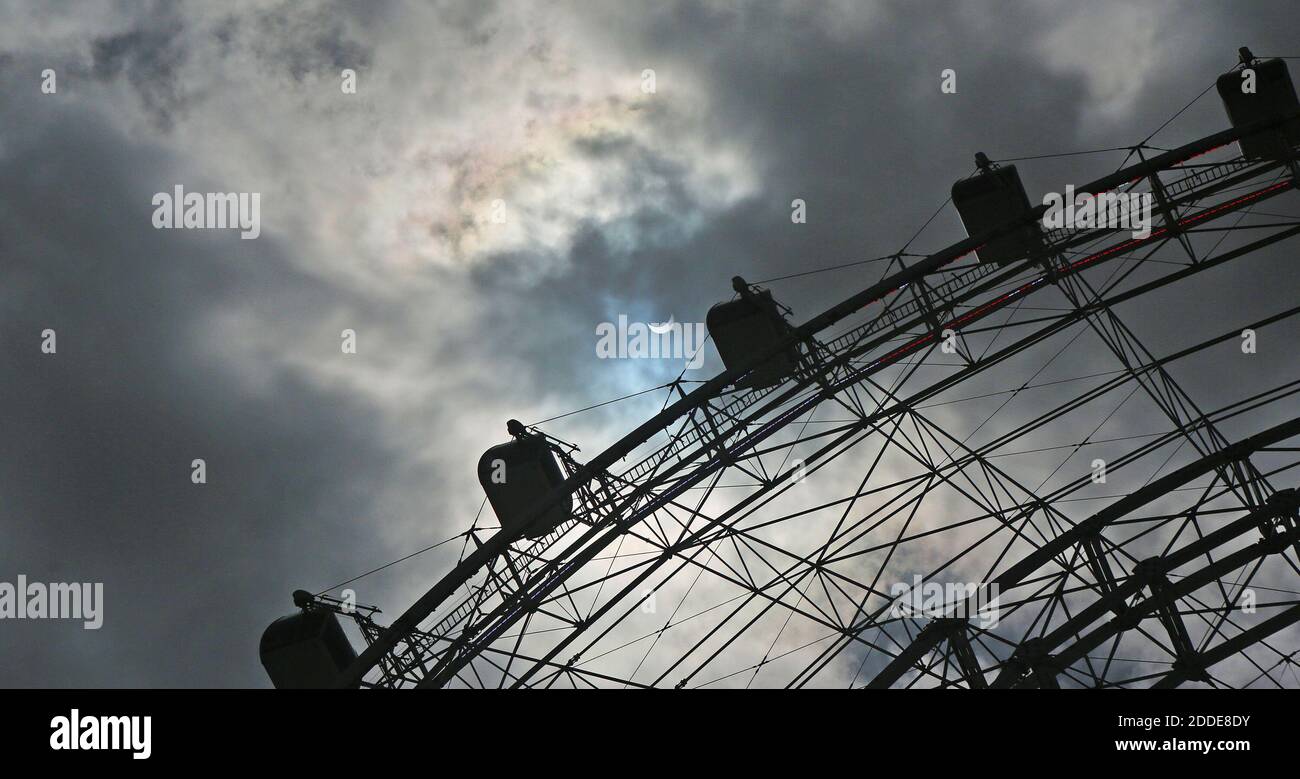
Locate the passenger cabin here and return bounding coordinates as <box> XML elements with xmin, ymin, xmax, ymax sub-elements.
<box><xmin>1216</xmin><ymin>49</ymin><xmax>1300</xmax><ymax>160</ymax></box>
<box><xmin>478</xmin><ymin>420</ymin><xmax>572</xmax><ymax>540</ymax></box>
<box><xmin>707</xmin><ymin>277</ymin><xmax>800</xmax><ymax>389</ymax></box>
<box><xmin>951</xmin><ymin>153</ymin><xmax>1045</xmax><ymax>265</ymax></box>
<box><xmin>260</xmin><ymin>596</ymin><xmax>358</xmax><ymax>689</ymax></box>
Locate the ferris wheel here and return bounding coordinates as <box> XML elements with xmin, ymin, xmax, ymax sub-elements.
<box><xmin>262</xmin><ymin>47</ymin><xmax>1300</xmax><ymax>689</ymax></box>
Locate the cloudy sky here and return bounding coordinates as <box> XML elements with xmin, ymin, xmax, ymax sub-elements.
<box><xmin>2</xmin><ymin>0</ymin><xmax>1298</xmax><ymax>687</ymax></box>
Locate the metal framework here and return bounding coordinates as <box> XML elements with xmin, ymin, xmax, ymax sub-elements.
<box><xmin>305</xmin><ymin>74</ymin><xmax>1300</xmax><ymax>689</ymax></box>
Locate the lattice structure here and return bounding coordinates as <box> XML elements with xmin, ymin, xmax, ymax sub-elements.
<box><xmin>304</xmin><ymin>64</ymin><xmax>1300</xmax><ymax>690</ymax></box>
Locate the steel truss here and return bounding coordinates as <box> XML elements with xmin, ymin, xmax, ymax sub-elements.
<box><xmin>314</xmin><ymin>106</ymin><xmax>1300</xmax><ymax>689</ymax></box>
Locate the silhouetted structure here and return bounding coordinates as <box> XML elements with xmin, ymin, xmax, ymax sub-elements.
<box><xmin>706</xmin><ymin>277</ymin><xmax>800</xmax><ymax>389</ymax></box>
<box><xmin>952</xmin><ymin>153</ymin><xmax>1045</xmax><ymax>265</ymax></box>
<box><xmin>268</xmin><ymin>47</ymin><xmax>1300</xmax><ymax>690</ymax></box>
<box><xmin>478</xmin><ymin>420</ymin><xmax>572</xmax><ymax>540</ymax></box>
<box><xmin>1217</xmin><ymin>48</ymin><xmax>1300</xmax><ymax>159</ymax></box>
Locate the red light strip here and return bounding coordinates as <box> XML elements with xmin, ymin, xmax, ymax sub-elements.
<box><xmin>863</xmin><ymin>178</ymin><xmax>1294</xmax><ymax>370</ymax></box>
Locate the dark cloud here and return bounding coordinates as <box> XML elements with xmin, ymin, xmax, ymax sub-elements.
<box><xmin>242</xmin><ymin>2</ymin><xmax>375</xmax><ymax>82</ymax></box>
<box><xmin>91</xmin><ymin>18</ymin><xmax>188</xmax><ymax>126</ymax></box>
<box><xmin>0</xmin><ymin>78</ymin><xmax>407</xmax><ymax>687</ymax></box>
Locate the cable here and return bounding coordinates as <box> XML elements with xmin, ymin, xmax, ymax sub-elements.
<box><xmin>751</xmin><ymin>253</ymin><xmax>909</xmax><ymax>285</ymax></box>
<box><xmin>1109</xmin><ymin>80</ymin><xmax>1218</xmax><ymax>175</ymax></box>
<box><xmin>317</xmin><ymin>530</ymin><xmax>473</xmax><ymax>595</ymax></box>
<box><xmin>899</xmin><ymin>194</ymin><xmax>955</xmax><ymax>255</ymax></box>
<box><xmin>991</xmin><ymin>146</ymin><xmax>1137</xmax><ymax>163</ymax></box>
<box><xmin>1141</xmin><ymin>81</ymin><xmax>1216</xmax><ymax>146</ymax></box>
<box><xmin>527</xmin><ymin>381</ymin><xmax>676</xmax><ymax>426</ymax></box>
<box><xmin>753</xmin><ymin>166</ymin><xmax>965</xmax><ymax>287</ymax></box>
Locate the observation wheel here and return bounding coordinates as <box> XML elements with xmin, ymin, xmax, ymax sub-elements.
<box><xmin>269</xmin><ymin>49</ymin><xmax>1300</xmax><ymax>690</ymax></box>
